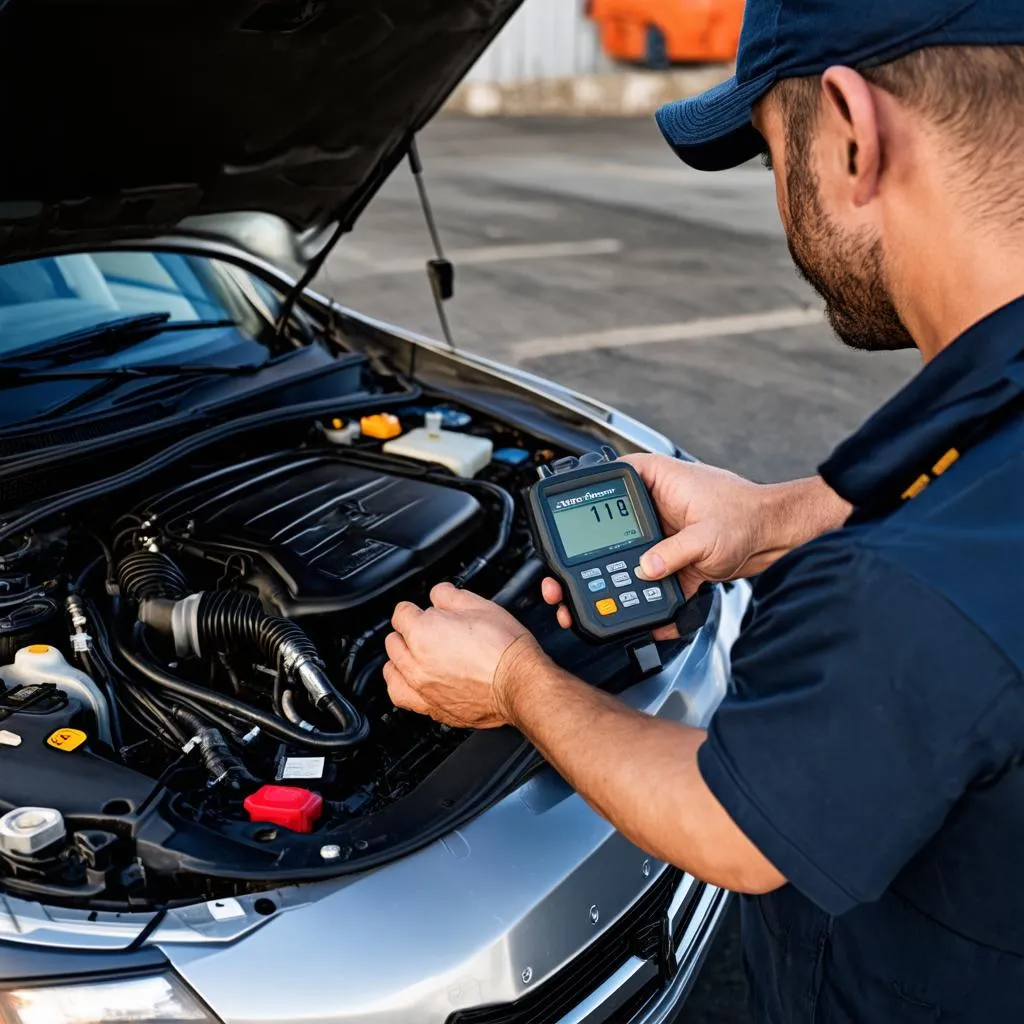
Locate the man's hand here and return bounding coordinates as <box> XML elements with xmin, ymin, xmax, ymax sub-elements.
<box><xmin>385</xmin><ymin>585</ymin><xmax>782</xmax><ymax>897</ymax></box>
<box><xmin>387</xmin><ymin>581</ymin><xmax>785</xmax><ymax>895</ymax></box>
<box><xmin>385</xmin><ymin>583</ymin><xmax>543</xmax><ymax>729</ymax></box>
<box><xmin>543</xmin><ymin>456</ymin><xmax>851</xmax><ymax>637</ymax></box>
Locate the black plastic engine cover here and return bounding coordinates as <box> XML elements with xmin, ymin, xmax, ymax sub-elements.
<box><xmin>143</xmin><ymin>453</ymin><xmax>484</xmax><ymax>616</ymax></box>
<box><xmin>0</xmin><ymin>696</ymin><xmax>154</xmax><ymax>818</ymax></box>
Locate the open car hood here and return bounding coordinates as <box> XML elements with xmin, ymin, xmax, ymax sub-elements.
<box><xmin>0</xmin><ymin>0</ymin><xmax>522</xmax><ymax>263</ymax></box>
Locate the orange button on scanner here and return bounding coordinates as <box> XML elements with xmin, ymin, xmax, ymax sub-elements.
<box><xmin>596</xmin><ymin>598</ymin><xmax>618</xmax><ymax>617</ymax></box>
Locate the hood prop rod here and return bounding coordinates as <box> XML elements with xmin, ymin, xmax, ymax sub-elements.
<box><xmin>409</xmin><ymin>137</ymin><xmax>457</xmax><ymax>352</ymax></box>
<box><xmin>274</xmin><ymin>219</ymin><xmax>347</xmax><ymax>341</ymax></box>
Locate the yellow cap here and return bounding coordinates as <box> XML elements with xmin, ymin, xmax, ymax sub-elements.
<box><xmin>361</xmin><ymin>413</ymin><xmax>402</xmax><ymax>440</ymax></box>
<box><xmin>27</xmin><ymin>644</ymin><xmax>50</xmax><ymax>654</ymax></box>
<box><xmin>47</xmin><ymin>727</ymin><xmax>87</xmax><ymax>752</ymax></box>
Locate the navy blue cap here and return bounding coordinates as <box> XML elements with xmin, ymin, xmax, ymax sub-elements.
<box><xmin>657</xmin><ymin>0</ymin><xmax>1024</xmax><ymax>171</ymax></box>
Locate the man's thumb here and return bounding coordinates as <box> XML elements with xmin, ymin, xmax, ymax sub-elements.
<box><xmin>637</xmin><ymin>529</ymin><xmax>706</xmax><ymax>582</ymax></box>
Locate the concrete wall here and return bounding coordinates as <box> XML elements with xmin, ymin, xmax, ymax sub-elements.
<box><xmin>450</xmin><ymin>0</ymin><xmax>733</xmax><ymax>117</ymax></box>
<box><xmin>466</xmin><ymin>0</ymin><xmax>611</xmax><ymax>83</ymax></box>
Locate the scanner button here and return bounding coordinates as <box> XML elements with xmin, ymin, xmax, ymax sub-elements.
<box><xmin>611</xmin><ymin>572</ymin><xmax>632</xmax><ymax>588</ymax></box>
<box><xmin>621</xmin><ymin>591</ymin><xmax>640</xmax><ymax>608</ymax></box>
<box><xmin>588</xmin><ymin>578</ymin><xmax>608</xmax><ymax>593</ymax></box>
<box><xmin>643</xmin><ymin>586</ymin><xmax>664</xmax><ymax>602</ymax></box>
<box><xmin>581</xmin><ymin>568</ymin><xmax>603</xmax><ymax>580</ymax></box>
<box><xmin>596</xmin><ymin>598</ymin><xmax>618</xmax><ymax>617</ymax></box>
<box><xmin>606</xmin><ymin>561</ymin><xmax>627</xmax><ymax>573</ymax></box>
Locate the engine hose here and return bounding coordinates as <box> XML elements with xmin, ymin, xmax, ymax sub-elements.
<box><xmin>168</xmin><ymin>706</ymin><xmax>257</xmax><ymax>791</ymax></box>
<box><xmin>117</xmin><ymin>551</ymin><xmax>189</xmax><ymax>603</ymax></box>
<box><xmin>281</xmin><ymin>690</ymin><xmax>316</xmax><ymax>731</ymax></box>
<box><xmin>70</xmin><ymin>592</ymin><xmax>180</xmax><ymax>752</ymax></box>
<box><xmin>121</xmin><ymin>679</ymin><xmax>188</xmax><ymax>751</ymax></box>
<box><xmin>492</xmin><ymin>554</ymin><xmax>546</xmax><ymax>609</ymax></box>
<box><xmin>342</xmin><ymin>618</ymin><xmax>390</xmax><ymax>688</ymax></box>
<box><xmin>351</xmin><ymin>652</ymin><xmax>388</xmax><ymax>702</ymax></box>
<box><xmin>447</xmin><ymin>476</ymin><xmax>514</xmax><ymax>588</ymax></box>
<box><xmin>118</xmin><ymin>626</ymin><xmax>370</xmax><ymax>750</ymax></box>
<box><xmin>167</xmin><ymin>694</ymin><xmax>250</xmax><ymax>744</ymax></box>
<box><xmin>139</xmin><ymin>589</ymin><xmax>366</xmax><ymax>739</ymax></box>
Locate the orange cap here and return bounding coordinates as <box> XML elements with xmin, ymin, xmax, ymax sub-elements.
<box><xmin>361</xmin><ymin>413</ymin><xmax>402</xmax><ymax>440</ymax></box>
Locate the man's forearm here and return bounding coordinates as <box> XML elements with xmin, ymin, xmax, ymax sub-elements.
<box><xmin>752</xmin><ymin>476</ymin><xmax>851</xmax><ymax>574</ymax></box>
<box><xmin>498</xmin><ymin>641</ymin><xmax>786</xmax><ymax>894</ymax></box>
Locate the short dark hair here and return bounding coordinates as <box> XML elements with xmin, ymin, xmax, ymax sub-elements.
<box><xmin>772</xmin><ymin>45</ymin><xmax>1024</xmax><ymax>221</ymax></box>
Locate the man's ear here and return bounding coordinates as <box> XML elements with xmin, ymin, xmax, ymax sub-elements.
<box><xmin>820</xmin><ymin>66</ymin><xmax>882</xmax><ymax>207</ymax></box>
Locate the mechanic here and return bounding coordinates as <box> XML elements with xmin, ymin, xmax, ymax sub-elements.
<box><xmin>384</xmin><ymin>0</ymin><xmax>1024</xmax><ymax>1019</ymax></box>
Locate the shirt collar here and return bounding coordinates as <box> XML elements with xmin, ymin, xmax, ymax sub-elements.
<box><xmin>820</xmin><ymin>294</ymin><xmax>1024</xmax><ymax>510</ymax></box>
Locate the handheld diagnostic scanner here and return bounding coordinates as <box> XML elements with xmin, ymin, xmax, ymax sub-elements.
<box><xmin>527</xmin><ymin>448</ymin><xmax>685</xmax><ymax>642</ymax></box>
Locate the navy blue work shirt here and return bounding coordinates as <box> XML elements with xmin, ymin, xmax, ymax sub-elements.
<box><xmin>701</xmin><ymin>296</ymin><xmax>1024</xmax><ymax>1023</ymax></box>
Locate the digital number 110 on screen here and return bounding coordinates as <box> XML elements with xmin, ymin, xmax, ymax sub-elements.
<box><xmin>592</xmin><ymin>499</ymin><xmax>631</xmax><ymax>523</ymax></box>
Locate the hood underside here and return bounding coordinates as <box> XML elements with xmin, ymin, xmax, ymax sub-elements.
<box><xmin>0</xmin><ymin>0</ymin><xmax>522</xmax><ymax>263</ymax></box>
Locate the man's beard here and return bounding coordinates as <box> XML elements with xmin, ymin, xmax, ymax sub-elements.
<box><xmin>785</xmin><ymin>145</ymin><xmax>916</xmax><ymax>352</ymax></box>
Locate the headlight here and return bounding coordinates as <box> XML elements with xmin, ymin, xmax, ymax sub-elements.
<box><xmin>0</xmin><ymin>972</ymin><xmax>216</xmax><ymax>1024</ymax></box>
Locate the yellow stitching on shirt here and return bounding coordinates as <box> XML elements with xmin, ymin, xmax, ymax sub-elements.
<box><xmin>933</xmin><ymin>448</ymin><xmax>960</xmax><ymax>476</ymax></box>
<box><xmin>902</xmin><ymin>474</ymin><xmax>931</xmax><ymax>500</ymax></box>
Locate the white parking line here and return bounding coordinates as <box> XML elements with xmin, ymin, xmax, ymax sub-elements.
<box><xmin>510</xmin><ymin>307</ymin><xmax>825</xmax><ymax>361</ymax></box>
<box><xmin>342</xmin><ymin>238</ymin><xmax>624</xmax><ymax>276</ymax></box>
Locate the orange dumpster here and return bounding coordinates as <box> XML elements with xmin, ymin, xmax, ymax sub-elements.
<box><xmin>587</xmin><ymin>0</ymin><xmax>743</xmax><ymax>67</ymax></box>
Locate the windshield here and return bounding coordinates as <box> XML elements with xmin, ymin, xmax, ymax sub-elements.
<box><xmin>0</xmin><ymin>250</ymin><xmax>288</xmax><ymax>360</ymax></box>
<box><xmin>0</xmin><ymin>250</ymin><xmax>319</xmax><ymax>431</ymax></box>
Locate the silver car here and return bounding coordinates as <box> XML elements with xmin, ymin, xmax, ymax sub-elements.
<box><xmin>0</xmin><ymin>2</ymin><xmax>746</xmax><ymax>1022</ymax></box>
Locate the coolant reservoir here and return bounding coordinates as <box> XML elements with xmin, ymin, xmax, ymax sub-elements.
<box><xmin>383</xmin><ymin>412</ymin><xmax>493</xmax><ymax>478</ymax></box>
<box><xmin>0</xmin><ymin>646</ymin><xmax>112</xmax><ymax>747</ymax></box>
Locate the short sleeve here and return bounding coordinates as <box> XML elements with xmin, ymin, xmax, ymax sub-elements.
<box><xmin>699</xmin><ymin>536</ymin><xmax>1020</xmax><ymax>915</ymax></box>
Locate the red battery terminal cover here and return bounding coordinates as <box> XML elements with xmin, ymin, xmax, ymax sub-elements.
<box><xmin>244</xmin><ymin>785</ymin><xmax>323</xmax><ymax>833</ymax></box>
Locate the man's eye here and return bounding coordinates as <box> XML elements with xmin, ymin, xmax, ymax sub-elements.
<box><xmin>760</xmin><ymin>149</ymin><xmax>774</xmax><ymax>171</ymax></box>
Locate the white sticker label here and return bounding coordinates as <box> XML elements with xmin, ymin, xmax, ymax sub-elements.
<box><xmin>280</xmin><ymin>756</ymin><xmax>326</xmax><ymax>780</ymax></box>
<box><xmin>209</xmin><ymin>898</ymin><xmax>245</xmax><ymax>921</ymax></box>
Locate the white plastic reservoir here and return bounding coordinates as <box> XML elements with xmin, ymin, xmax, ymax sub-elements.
<box><xmin>0</xmin><ymin>645</ymin><xmax>112</xmax><ymax>747</ymax></box>
<box><xmin>383</xmin><ymin>412</ymin><xmax>493</xmax><ymax>478</ymax></box>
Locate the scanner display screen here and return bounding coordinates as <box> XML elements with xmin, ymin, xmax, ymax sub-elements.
<box><xmin>548</xmin><ymin>477</ymin><xmax>644</xmax><ymax>560</ymax></box>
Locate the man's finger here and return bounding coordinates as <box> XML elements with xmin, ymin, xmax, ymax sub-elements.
<box><xmin>653</xmin><ymin>623</ymin><xmax>682</xmax><ymax>641</ymax></box>
<box><xmin>541</xmin><ymin>577</ymin><xmax>563</xmax><ymax>606</ymax></box>
<box><xmin>637</xmin><ymin>526</ymin><xmax>710</xmax><ymax>582</ymax></box>
<box><xmin>392</xmin><ymin>600</ymin><xmax>425</xmax><ymax>635</ymax></box>
<box><xmin>619</xmin><ymin>452</ymin><xmax>662</xmax><ymax>488</ymax></box>
<box><xmin>430</xmin><ymin>581</ymin><xmax>482</xmax><ymax>610</ymax></box>
<box><xmin>556</xmin><ymin>604</ymin><xmax>573</xmax><ymax>630</ymax></box>
<box><xmin>384</xmin><ymin>630</ymin><xmax>416</xmax><ymax>675</ymax></box>
<box><xmin>383</xmin><ymin>661</ymin><xmax>432</xmax><ymax>716</ymax></box>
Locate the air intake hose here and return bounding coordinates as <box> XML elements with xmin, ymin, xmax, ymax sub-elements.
<box><xmin>117</xmin><ymin>551</ymin><xmax>189</xmax><ymax>603</ymax></box>
<box><xmin>138</xmin><ymin>590</ymin><xmax>366</xmax><ymax>740</ymax></box>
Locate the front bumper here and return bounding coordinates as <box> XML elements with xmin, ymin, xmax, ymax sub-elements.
<box><xmin>0</xmin><ymin>583</ymin><xmax>747</xmax><ymax>1024</ymax></box>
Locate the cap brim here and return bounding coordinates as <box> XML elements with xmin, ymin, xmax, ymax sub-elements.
<box><xmin>656</xmin><ymin>72</ymin><xmax>774</xmax><ymax>171</ymax></box>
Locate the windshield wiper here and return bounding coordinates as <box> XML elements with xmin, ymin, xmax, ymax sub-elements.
<box><xmin>3</xmin><ymin>314</ymin><xmax>240</xmax><ymax>368</ymax></box>
<box><xmin>1</xmin><ymin>362</ymin><xmax>266</xmax><ymax>384</ymax></box>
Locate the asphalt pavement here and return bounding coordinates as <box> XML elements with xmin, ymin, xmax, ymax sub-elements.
<box><xmin>320</xmin><ymin>116</ymin><xmax>918</xmax><ymax>483</ymax></box>
<box><xmin>319</xmin><ymin>115</ymin><xmax>920</xmax><ymax>1022</ymax></box>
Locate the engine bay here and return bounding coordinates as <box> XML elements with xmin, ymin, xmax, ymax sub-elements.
<box><xmin>0</xmin><ymin>404</ymin><xmax>593</xmax><ymax>909</ymax></box>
